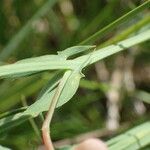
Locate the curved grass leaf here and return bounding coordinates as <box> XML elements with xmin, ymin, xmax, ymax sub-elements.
<box><xmin>107</xmin><ymin>122</ymin><xmax>150</xmax><ymax>150</ymax></box>
<box><xmin>0</xmin><ymin>145</ymin><xmax>11</xmax><ymax>150</ymax></box>
<box><xmin>0</xmin><ymin>0</ymin><xmax>58</xmax><ymax>61</ymax></box>
<box><xmin>80</xmin><ymin>0</ymin><xmax>150</xmax><ymax>44</ymax></box>
<box><xmin>8</xmin><ymin>55</ymin><xmax>66</xmax><ymax>78</ymax></box>
<box><xmin>57</xmin><ymin>122</ymin><xmax>150</xmax><ymax>150</ymax></box>
<box><xmin>56</xmin><ymin>70</ymin><xmax>82</xmax><ymax>107</ymax></box>
<box><xmin>17</xmin><ymin>54</ymin><xmax>92</xmax><ymax>116</ymax></box>
<box><xmin>58</xmin><ymin>45</ymin><xmax>95</xmax><ymax>58</ymax></box>
<box><xmin>135</xmin><ymin>90</ymin><xmax>150</xmax><ymax>104</ymax></box>
<box><xmin>0</xmin><ymin>112</ymin><xmax>30</xmax><ymax>134</ymax></box>
<box><xmin>24</xmin><ymin>71</ymin><xmax>64</xmax><ymax>117</ymax></box>
<box><xmin>3</xmin><ymin>45</ymin><xmax>95</xmax><ymax>78</ymax></box>
<box><xmin>0</xmin><ymin>46</ymin><xmax>95</xmax><ymax>78</ymax></box>
<box><xmin>80</xmin><ymin>0</ymin><xmax>119</xmax><ymax>38</ymax></box>
<box><xmin>100</xmin><ymin>14</ymin><xmax>150</xmax><ymax>48</ymax></box>
<box><xmin>0</xmin><ymin>70</ymin><xmax>77</xmax><ymax>132</ymax></box>
<box><xmin>0</xmin><ymin>72</ymin><xmax>63</xmax><ymax>133</ymax></box>
<box><xmin>16</xmin><ymin>55</ymin><xmax>65</xmax><ymax>64</ymax></box>
<box><xmin>76</xmin><ymin>30</ymin><xmax>150</xmax><ymax>65</ymax></box>
<box><xmin>56</xmin><ymin>52</ymin><xmax>93</xmax><ymax>107</ymax></box>
<box><xmin>0</xmin><ymin>76</ymin><xmax>46</xmax><ymax>112</ymax></box>
<box><xmin>0</xmin><ymin>107</ymin><xmax>26</xmax><ymax>119</ymax></box>
<box><xmin>0</xmin><ymin>60</ymin><xmax>77</xmax><ymax>78</ymax></box>
<box><xmin>0</xmin><ymin>30</ymin><xmax>150</xmax><ymax>132</ymax></box>
<box><xmin>0</xmin><ymin>55</ymin><xmax>92</xmax><ymax>132</ymax></box>
<box><xmin>0</xmin><ymin>30</ymin><xmax>149</xmax><ymax>78</ymax></box>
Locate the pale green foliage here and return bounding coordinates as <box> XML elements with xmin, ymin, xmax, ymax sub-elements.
<box><xmin>0</xmin><ymin>0</ymin><xmax>58</xmax><ymax>61</ymax></box>
<box><xmin>58</xmin><ymin>122</ymin><xmax>150</xmax><ymax>150</ymax></box>
<box><xmin>107</xmin><ymin>122</ymin><xmax>150</xmax><ymax>150</ymax></box>
<box><xmin>0</xmin><ymin>1</ymin><xmax>150</xmax><ymax>149</ymax></box>
<box><xmin>0</xmin><ymin>30</ymin><xmax>150</xmax><ymax>133</ymax></box>
<box><xmin>135</xmin><ymin>90</ymin><xmax>150</xmax><ymax>104</ymax></box>
<box><xmin>0</xmin><ymin>145</ymin><xmax>11</xmax><ymax>150</ymax></box>
<box><xmin>0</xmin><ymin>30</ymin><xmax>150</xmax><ymax>78</ymax></box>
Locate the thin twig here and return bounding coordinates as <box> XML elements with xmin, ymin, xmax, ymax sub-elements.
<box><xmin>42</xmin><ymin>72</ymin><xmax>70</xmax><ymax>150</ymax></box>
<box><xmin>42</xmin><ymin>86</ymin><xmax>60</xmax><ymax>150</ymax></box>
<box><xmin>21</xmin><ymin>95</ymin><xmax>41</xmax><ymax>141</ymax></box>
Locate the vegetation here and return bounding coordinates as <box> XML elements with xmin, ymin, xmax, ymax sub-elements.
<box><xmin>0</xmin><ymin>0</ymin><xmax>149</xmax><ymax>150</ymax></box>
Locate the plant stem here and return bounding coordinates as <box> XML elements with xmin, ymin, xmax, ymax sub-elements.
<box><xmin>0</xmin><ymin>0</ymin><xmax>57</xmax><ymax>61</ymax></box>
<box><xmin>21</xmin><ymin>95</ymin><xmax>41</xmax><ymax>141</ymax></box>
<box><xmin>0</xmin><ymin>30</ymin><xmax>149</xmax><ymax>78</ymax></box>
<box><xmin>42</xmin><ymin>71</ymin><xmax>71</xmax><ymax>150</ymax></box>
<box><xmin>80</xmin><ymin>0</ymin><xmax>150</xmax><ymax>45</ymax></box>
<box><xmin>42</xmin><ymin>86</ymin><xmax>60</xmax><ymax>150</ymax></box>
<box><xmin>76</xmin><ymin>29</ymin><xmax>150</xmax><ymax>66</ymax></box>
<box><xmin>99</xmin><ymin>15</ymin><xmax>150</xmax><ymax>48</ymax></box>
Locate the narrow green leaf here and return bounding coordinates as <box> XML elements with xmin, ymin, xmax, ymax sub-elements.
<box><xmin>10</xmin><ymin>55</ymin><xmax>66</xmax><ymax>77</ymax></box>
<box><xmin>135</xmin><ymin>90</ymin><xmax>150</xmax><ymax>104</ymax></box>
<box><xmin>0</xmin><ymin>0</ymin><xmax>58</xmax><ymax>61</ymax></box>
<box><xmin>10</xmin><ymin>45</ymin><xmax>95</xmax><ymax>77</ymax></box>
<box><xmin>24</xmin><ymin>71</ymin><xmax>64</xmax><ymax>117</ymax></box>
<box><xmin>0</xmin><ymin>112</ymin><xmax>30</xmax><ymax>133</ymax></box>
<box><xmin>0</xmin><ymin>30</ymin><xmax>149</xmax><ymax>78</ymax></box>
<box><xmin>0</xmin><ymin>30</ymin><xmax>150</xmax><ymax>131</ymax></box>
<box><xmin>56</xmin><ymin>70</ymin><xmax>82</xmax><ymax>107</ymax></box>
<box><xmin>0</xmin><ymin>75</ymin><xmax>46</xmax><ymax>112</ymax></box>
<box><xmin>58</xmin><ymin>45</ymin><xmax>95</xmax><ymax>58</ymax></box>
<box><xmin>0</xmin><ymin>107</ymin><xmax>26</xmax><ymax>119</ymax></box>
<box><xmin>80</xmin><ymin>0</ymin><xmax>119</xmax><ymax>38</ymax></box>
<box><xmin>76</xmin><ymin>30</ymin><xmax>150</xmax><ymax>66</ymax></box>
<box><xmin>16</xmin><ymin>55</ymin><xmax>65</xmax><ymax>63</ymax></box>
<box><xmin>80</xmin><ymin>0</ymin><xmax>150</xmax><ymax>44</ymax></box>
<box><xmin>0</xmin><ymin>72</ymin><xmax>63</xmax><ymax>133</ymax></box>
<box><xmin>57</xmin><ymin>52</ymin><xmax>94</xmax><ymax>107</ymax></box>
<box><xmin>100</xmin><ymin>14</ymin><xmax>150</xmax><ymax>48</ymax></box>
<box><xmin>24</xmin><ymin>54</ymin><xmax>92</xmax><ymax>116</ymax></box>
<box><xmin>0</xmin><ymin>55</ymin><xmax>93</xmax><ymax>131</ymax></box>
<box><xmin>0</xmin><ymin>145</ymin><xmax>11</xmax><ymax>150</ymax></box>
<box><xmin>0</xmin><ymin>60</ymin><xmax>77</xmax><ymax>78</ymax></box>
<box><xmin>107</xmin><ymin>122</ymin><xmax>150</xmax><ymax>150</ymax></box>
<box><xmin>55</xmin><ymin>122</ymin><xmax>150</xmax><ymax>150</ymax></box>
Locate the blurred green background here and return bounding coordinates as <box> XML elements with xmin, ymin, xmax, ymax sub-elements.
<box><xmin>0</xmin><ymin>0</ymin><xmax>149</xmax><ymax>149</ymax></box>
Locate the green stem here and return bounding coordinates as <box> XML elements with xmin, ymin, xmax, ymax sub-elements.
<box><xmin>21</xmin><ymin>96</ymin><xmax>41</xmax><ymax>141</ymax></box>
<box><xmin>80</xmin><ymin>0</ymin><xmax>119</xmax><ymax>38</ymax></box>
<box><xmin>42</xmin><ymin>71</ymin><xmax>71</xmax><ymax>150</ymax></box>
<box><xmin>0</xmin><ymin>30</ymin><xmax>149</xmax><ymax>77</ymax></box>
<box><xmin>99</xmin><ymin>15</ymin><xmax>150</xmax><ymax>48</ymax></box>
<box><xmin>0</xmin><ymin>107</ymin><xmax>27</xmax><ymax>119</ymax></box>
<box><xmin>76</xmin><ymin>29</ymin><xmax>150</xmax><ymax>66</ymax></box>
<box><xmin>80</xmin><ymin>0</ymin><xmax>150</xmax><ymax>45</ymax></box>
<box><xmin>0</xmin><ymin>0</ymin><xmax>57</xmax><ymax>61</ymax></box>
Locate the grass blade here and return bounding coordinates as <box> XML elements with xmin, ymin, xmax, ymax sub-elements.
<box><xmin>76</xmin><ymin>30</ymin><xmax>150</xmax><ymax>66</ymax></box>
<box><xmin>107</xmin><ymin>122</ymin><xmax>150</xmax><ymax>150</ymax></box>
<box><xmin>0</xmin><ymin>145</ymin><xmax>11</xmax><ymax>150</ymax></box>
<box><xmin>80</xmin><ymin>1</ymin><xmax>150</xmax><ymax>44</ymax></box>
<box><xmin>0</xmin><ymin>30</ymin><xmax>150</xmax><ymax>78</ymax></box>
<box><xmin>0</xmin><ymin>0</ymin><xmax>57</xmax><ymax>61</ymax></box>
<box><xmin>58</xmin><ymin>45</ymin><xmax>95</xmax><ymax>58</ymax></box>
